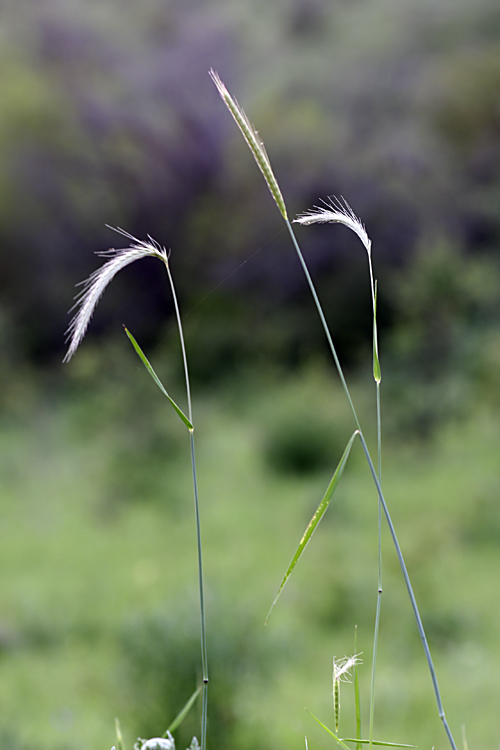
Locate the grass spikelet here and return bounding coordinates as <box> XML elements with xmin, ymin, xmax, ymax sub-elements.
<box><xmin>63</xmin><ymin>228</ymin><xmax>168</xmax><ymax>363</ymax></box>
<box><xmin>294</xmin><ymin>196</ymin><xmax>380</xmax><ymax>384</ymax></box>
<box><xmin>333</xmin><ymin>655</ymin><xmax>362</xmax><ymax>733</ymax></box>
<box><xmin>209</xmin><ymin>69</ymin><xmax>288</xmax><ymax>220</ymax></box>
<box><xmin>294</xmin><ymin>196</ymin><xmax>371</xmax><ymax>255</ymax></box>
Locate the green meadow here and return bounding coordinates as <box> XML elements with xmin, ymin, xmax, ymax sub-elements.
<box><xmin>1</xmin><ymin>1</ymin><xmax>500</xmax><ymax>747</ymax></box>
<box><xmin>1</xmin><ymin>360</ymin><xmax>499</xmax><ymax>750</ymax></box>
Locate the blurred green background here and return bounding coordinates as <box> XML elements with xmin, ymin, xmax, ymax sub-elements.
<box><xmin>1</xmin><ymin>0</ymin><xmax>500</xmax><ymax>748</ymax></box>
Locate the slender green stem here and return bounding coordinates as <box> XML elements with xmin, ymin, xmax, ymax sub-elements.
<box><xmin>165</xmin><ymin>260</ymin><xmax>193</xmax><ymax>426</ymax></box>
<box><xmin>164</xmin><ymin>260</ymin><xmax>208</xmax><ymax>750</ymax></box>
<box><xmin>376</xmin><ymin>385</ymin><xmax>382</xmax><ymax>483</ymax></box>
<box><xmin>369</xmin><ymin>255</ymin><xmax>382</xmax><ymax>750</ymax></box>
<box><xmin>285</xmin><ymin>221</ymin><xmax>361</xmax><ymax>432</ymax></box>
<box><xmin>354</xmin><ymin>626</ymin><xmax>362</xmax><ymax>750</ymax></box>
<box><xmin>190</xmin><ymin>429</ymin><xmax>208</xmax><ymax>750</ymax></box>
<box><xmin>369</xmin><ymin>383</ymin><xmax>382</xmax><ymax>750</ymax></box>
<box><xmin>357</xmin><ymin>433</ymin><xmax>457</xmax><ymax>750</ymax></box>
<box><xmin>285</xmin><ymin>219</ymin><xmax>457</xmax><ymax>750</ymax></box>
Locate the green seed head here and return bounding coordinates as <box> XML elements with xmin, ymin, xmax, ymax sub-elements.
<box><xmin>210</xmin><ymin>69</ymin><xmax>288</xmax><ymax>220</ymax></box>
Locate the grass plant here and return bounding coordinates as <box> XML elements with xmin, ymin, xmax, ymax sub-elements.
<box><xmin>65</xmin><ymin>231</ymin><xmax>208</xmax><ymax>750</ymax></box>
<box><xmin>210</xmin><ymin>70</ymin><xmax>459</xmax><ymax>750</ymax></box>
<box><xmin>3</xmin><ymin>371</ymin><xmax>500</xmax><ymax>747</ymax></box>
<box><xmin>59</xmin><ymin>69</ymin><xmax>480</xmax><ymax>750</ymax></box>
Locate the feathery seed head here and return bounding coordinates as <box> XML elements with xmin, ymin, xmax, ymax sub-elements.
<box><xmin>209</xmin><ymin>69</ymin><xmax>288</xmax><ymax>220</ymax></box>
<box><xmin>63</xmin><ymin>228</ymin><xmax>168</xmax><ymax>363</ymax></box>
<box><xmin>333</xmin><ymin>653</ymin><xmax>362</xmax><ymax>684</ymax></box>
<box><xmin>294</xmin><ymin>197</ymin><xmax>371</xmax><ymax>256</ymax></box>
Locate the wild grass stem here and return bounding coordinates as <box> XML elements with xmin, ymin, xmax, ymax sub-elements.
<box><xmin>211</xmin><ymin>70</ymin><xmax>458</xmax><ymax>749</ymax></box>
<box><xmin>369</xmin><ymin>385</ymin><xmax>382</xmax><ymax>750</ymax></box>
<box><xmin>284</xmin><ymin>220</ymin><xmax>362</xmax><ymax>431</ymax></box>
<box><xmin>357</xmin><ymin>433</ymin><xmax>457</xmax><ymax>750</ymax></box>
<box><xmin>65</xmin><ymin>232</ymin><xmax>208</xmax><ymax>750</ymax></box>
<box><xmin>290</xmin><ymin>215</ymin><xmax>458</xmax><ymax>750</ymax></box>
<box><xmin>163</xmin><ymin>260</ymin><xmax>209</xmax><ymax>750</ymax></box>
<box><xmin>369</xmin><ymin>272</ymin><xmax>383</xmax><ymax>750</ymax></box>
<box><xmin>354</xmin><ymin>627</ymin><xmax>362</xmax><ymax>750</ymax></box>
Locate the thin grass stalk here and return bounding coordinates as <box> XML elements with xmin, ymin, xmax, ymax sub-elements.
<box><xmin>163</xmin><ymin>261</ymin><xmax>208</xmax><ymax>750</ymax></box>
<box><xmin>368</xmin><ymin>390</ymin><xmax>382</xmax><ymax>750</ymax></box>
<box><xmin>190</xmin><ymin>429</ymin><xmax>208</xmax><ymax>750</ymax></box>
<box><xmin>65</xmin><ymin>231</ymin><xmax>209</xmax><ymax>747</ymax></box>
<box><xmin>369</xmin><ymin>269</ymin><xmax>383</xmax><ymax>750</ymax></box>
<box><xmin>164</xmin><ymin>261</ymin><xmax>193</xmax><ymax>425</ymax></box>
<box><xmin>212</xmin><ymin>73</ymin><xmax>457</xmax><ymax>749</ymax></box>
<box><xmin>285</xmin><ymin>220</ymin><xmax>362</xmax><ymax>431</ymax></box>
<box><xmin>357</xmin><ymin>432</ymin><xmax>457</xmax><ymax>750</ymax></box>
<box><xmin>354</xmin><ymin>627</ymin><xmax>362</xmax><ymax>750</ymax></box>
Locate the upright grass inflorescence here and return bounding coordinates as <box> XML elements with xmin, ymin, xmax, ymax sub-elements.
<box><xmin>211</xmin><ymin>70</ymin><xmax>458</xmax><ymax>750</ymax></box>
<box><xmin>65</xmin><ymin>229</ymin><xmax>208</xmax><ymax>750</ymax></box>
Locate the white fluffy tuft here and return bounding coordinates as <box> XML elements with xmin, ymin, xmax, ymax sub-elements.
<box><xmin>63</xmin><ymin>229</ymin><xmax>168</xmax><ymax>363</ymax></box>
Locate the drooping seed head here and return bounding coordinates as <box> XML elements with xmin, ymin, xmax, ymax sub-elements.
<box><xmin>294</xmin><ymin>196</ymin><xmax>371</xmax><ymax>256</ymax></box>
<box><xmin>64</xmin><ymin>228</ymin><xmax>168</xmax><ymax>363</ymax></box>
<box><xmin>209</xmin><ymin>69</ymin><xmax>288</xmax><ymax>220</ymax></box>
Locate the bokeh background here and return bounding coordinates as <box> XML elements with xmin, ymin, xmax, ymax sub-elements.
<box><xmin>1</xmin><ymin>0</ymin><xmax>500</xmax><ymax>748</ymax></box>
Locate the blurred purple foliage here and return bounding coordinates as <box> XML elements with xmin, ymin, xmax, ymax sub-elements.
<box><xmin>0</xmin><ymin>0</ymin><xmax>499</xmax><ymax>377</ymax></box>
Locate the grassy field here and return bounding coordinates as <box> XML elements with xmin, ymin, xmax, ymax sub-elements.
<box><xmin>0</xmin><ymin>363</ymin><xmax>499</xmax><ymax>750</ymax></box>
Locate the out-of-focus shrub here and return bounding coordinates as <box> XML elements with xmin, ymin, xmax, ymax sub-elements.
<box><xmin>120</xmin><ymin>604</ymin><xmax>288</xmax><ymax>750</ymax></box>
<box><xmin>1</xmin><ymin>0</ymin><xmax>499</xmax><ymax>384</ymax></box>
<box><xmin>385</xmin><ymin>239</ymin><xmax>500</xmax><ymax>438</ymax></box>
<box><xmin>256</xmin><ymin>366</ymin><xmax>355</xmax><ymax>474</ymax></box>
<box><xmin>263</xmin><ymin>410</ymin><xmax>344</xmax><ymax>475</ymax></box>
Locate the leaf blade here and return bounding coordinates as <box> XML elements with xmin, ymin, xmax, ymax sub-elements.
<box><xmin>164</xmin><ymin>686</ymin><xmax>202</xmax><ymax>736</ymax></box>
<box><xmin>266</xmin><ymin>430</ymin><xmax>359</xmax><ymax>623</ymax></box>
<box><xmin>305</xmin><ymin>710</ymin><xmax>351</xmax><ymax>750</ymax></box>
<box><xmin>114</xmin><ymin>718</ymin><xmax>125</xmax><ymax>750</ymax></box>
<box><xmin>124</xmin><ymin>327</ymin><xmax>193</xmax><ymax>430</ymax></box>
<box><xmin>306</xmin><ymin>711</ymin><xmax>415</xmax><ymax>749</ymax></box>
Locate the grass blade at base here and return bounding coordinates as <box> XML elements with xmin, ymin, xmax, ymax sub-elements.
<box><xmin>354</xmin><ymin>627</ymin><xmax>361</xmax><ymax>750</ymax></box>
<box><xmin>306</xmin><ymin>710</ymin><xmax>351</xmax><ymax>750</ymax></box>
<box><xmin>165</xmin><ymin>686</ymin><xmax>202</xmax><ymax>735</ymax></box>
<box><xmin>124</xmin><ymin>327</ymin><xmax>193</xmax><ymax>430</ymax></box>
<box><xmin>342</xmin><ymin>741</ymin><xmax>415</xmax><ymax>748</ymax></box>
<box><xmin>114</xmin><ymin>718</ymin><xmax>125</xmax><ymax>750</ymax></box>
<box><xmin>307</xmin><ymin>711</ymin><xmax>414</xmax><ymax>750</ymax></box>
<box><xmin>266</xmin><ymin>430</ymin><xmax>359</xmax><ymax>623</ymax></box>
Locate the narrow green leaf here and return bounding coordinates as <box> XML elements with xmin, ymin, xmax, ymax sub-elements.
<box><xmin>354</xmin><ymin>627</ymin><xmax>361</xmax><ymax>750</ymax></box>
<box><xmin>342</xmin><ymin>741</ymin><xmax>415</xmax><ymax>748</ymax></box>
<box><xmin>164</xmin><ymin>686</ymin><xmax>201</xmax><ymax>735</ymax></box>
<box><xmin>124</xmin><ymin>327</ymin><xmax>193</xmax><ymax>430</ymax></box>
<box><xmin>307</xmin><ymin>713</ymin><xmax>415</xmax><ymax>750</ymax></box>
<box><xmin>373</xmin><ymin>281</ymin><xmax>381</xmax><ymax>384</ymax></box>
<box><xmin>114</xmin><ymin>718</ymin><xmax>125</xmax><ymax>750</ymax></box>
<box><xmin>266</xmin><ymin>431</ymin><xmax>359</xmax><ymax>623</ymax></box>
<box><xmin>306</xmin><ymin>710</ymin><xmax>351</xmax><ymax>750</ymax></box>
